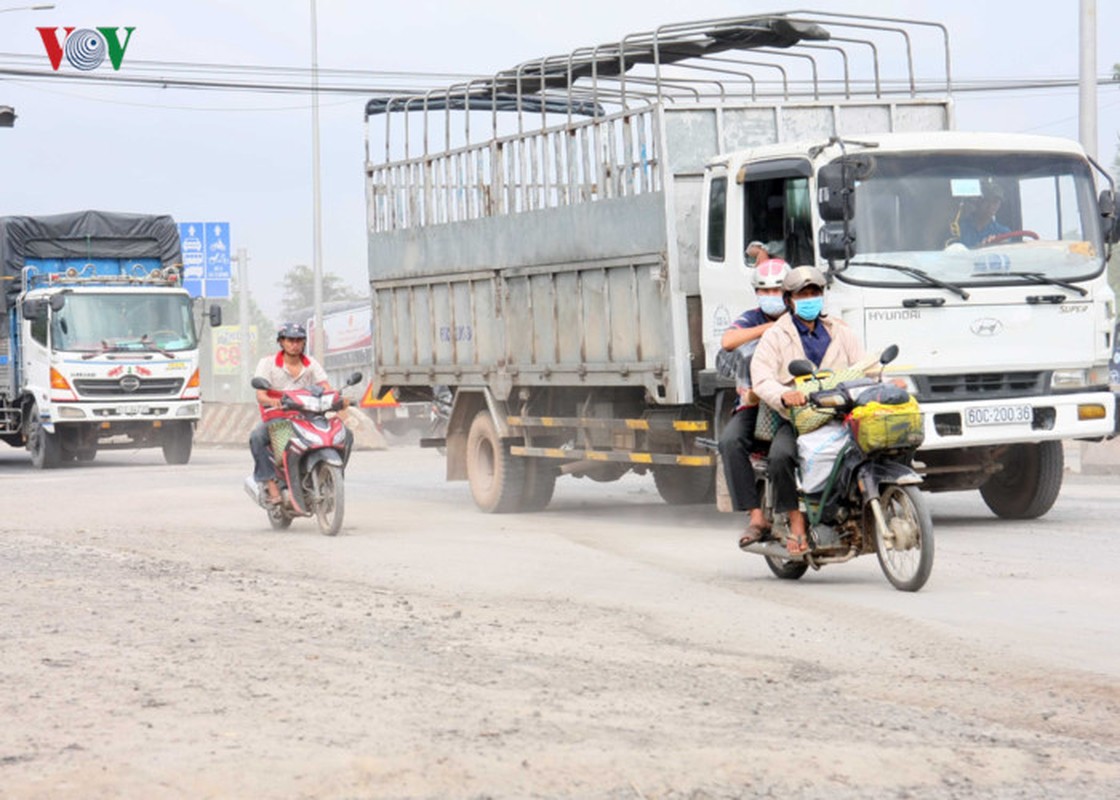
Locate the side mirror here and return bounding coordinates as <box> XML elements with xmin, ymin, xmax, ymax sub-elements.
<box><xmin>879</xmin><ymin>344</ymin><xmax>899</xmax><ymax>365</ymax></box>
<box><xmin>1098</xmin><ymin>189</ymin><xmax>1116</xmax><ymax>218</ymax></box>
<box><xmin>21</xmin><ymin>298</ymin><xmax>46</xmax><ymax>321</ymax></box>
<box><xmin>788</xmin><ymin>358</ymin><xmax>816</xmax><ymax>378</ymax></box>
<box><xmin>49</xmin><ymin>294</ymin><xmax>66</xmax><ymax>312</ymax></box>
<box><xmin>345</xmin><ymin>371</ymin><xmax>363</xmax><ymax>387</ymax></box>
<box><xmin>250</xmin><ymin>377</ymin><xmax>271</xmax><ymax>391</ymax></box>
<box><xmin>817</xmin><ymin>162</ymin><xmax>855</xmax><ymax>222</ymax></box>
<box><xmin>818</xmin><ymin>221</ymin><xmax>856</xmax><ymax>260</ymax></box>
<box><xmin>208</xmin><ymin>304</ymin><xmax>223</xmax><ymax>327</ymax></box>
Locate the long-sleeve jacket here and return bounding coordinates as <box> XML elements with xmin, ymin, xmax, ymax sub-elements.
<box><xmin>750</xmin><ymin>313</ymin><xmax>866</xmax><ymax>418</ymax></box>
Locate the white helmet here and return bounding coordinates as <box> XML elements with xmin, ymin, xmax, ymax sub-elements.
<box><xmin>752</xmin><ymin>258</ymin><xmax>789</xmax><ymax>290</ymax></box>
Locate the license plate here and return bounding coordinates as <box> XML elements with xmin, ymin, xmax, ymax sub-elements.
<box><xmin>964</xmin><ymin>404</ymin><xmax>1033</xmax><ymax>427</ymax></box>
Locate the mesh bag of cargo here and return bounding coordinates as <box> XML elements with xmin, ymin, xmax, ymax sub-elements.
<box><xmin>789</xmin><ymin>366</ymin><xmax>867</xmax><ymax>435</ymax></box>
<box><xmin>846</xmin><ymin>396</ymin><xmax>924</xmax><ymax>453</ymax></box>
<box><xmin>267</xmin><ymin>419</ymin><xmax>294</xmax><ymax>453</ymax></box>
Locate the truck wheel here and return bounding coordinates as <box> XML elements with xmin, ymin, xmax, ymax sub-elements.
<box><xmin>27</xmin><ymin>405</ymin><xmax>61</xmax><ymax>470</ymax></box>
<box><xmin>466</xmin><ymin>410</ymin><xmax>525</xmax><ymax>513</ymax></box>
<box><xmin>979</xmin><ymin>441</ymin><xmax>1063</xmax><ymax>519</ymax></box>
<box><xmin>518</xmin><ymin>460</ymin><xmax>557</xmax><ymax>512</ymax></box>
<box><xmin>162</xmin><ymin>422</ymin><xmax>193</xmax><ymax>465</ymax></box>
<box><xmin>653</xmin><ymin>465</ymin><xmax>715</xmax><ymax>505</ymax></box>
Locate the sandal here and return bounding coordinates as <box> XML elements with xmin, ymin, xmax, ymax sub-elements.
<box><xmin>786</xmin><ymin>528</ymin><xmax>809</xmax><ymax>557</ymax></box>
<box><xmin>738</xmin><ymin>523</ymin><xmax>770</xmax><ymax>550</ymax></box>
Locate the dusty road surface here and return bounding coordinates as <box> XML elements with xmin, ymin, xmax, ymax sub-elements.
<box><xmin>1</xmin><ymin>444</ymin><xmax>1118</xmax><ymax>799</ymax></box>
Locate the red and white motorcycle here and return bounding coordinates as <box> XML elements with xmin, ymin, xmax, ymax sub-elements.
<box><xmin>244</xmin><ymin>372</ymin><xmax>362</xmax><ymax>535</ymax></box>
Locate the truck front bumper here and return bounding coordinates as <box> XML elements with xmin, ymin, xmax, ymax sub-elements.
<box><xmin>917</xmin><ymin>390</ymin><xmax>1115</xmax><ymax>451</ymax></box>
<box><xmin>46</xmin><ymin>400</ymin><xmax>201</xmax><ymax>431</ymax></box>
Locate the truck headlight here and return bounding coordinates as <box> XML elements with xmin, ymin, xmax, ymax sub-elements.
<box><xmin>1051</xmin><ymin>367</ymin><xmax>1109</xmax><ymax>391</ymax></box>
<box><xmin>57</xmin><ymin>406</ymin><xmax>86</xmax><ymax>419</ymax></box>
<box><xmin>176</xmin><ymin>403</ymin><xmax>200</xmax><ymax>417</ymax></box>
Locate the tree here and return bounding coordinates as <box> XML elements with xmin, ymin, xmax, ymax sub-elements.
<box><xmin>280</xmin><ymin>264</ymin><xmax>366</xmax><ymax>321</ymax></box>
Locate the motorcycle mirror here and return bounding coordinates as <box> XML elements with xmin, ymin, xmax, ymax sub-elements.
<box><xmin>879</xmin><ymin>344</ymin><xmax>899</xmax><ymax>365</ymax></box>
<box><xmin>250</xmin><ymin>377</ymin><xmax>271</xmax><ymax>391</ymax></box>
<box><xmin>788</xmin><ymin>359</ymin><xmax>816</xmax><ymax>378</ymax></box>
<box><xmin>345</xmin><ymin>371</ymin><xmax>363</xmax><ymax>387</ymax></box>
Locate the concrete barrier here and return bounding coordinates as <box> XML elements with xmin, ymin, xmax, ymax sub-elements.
<box><xmin>195</xmin><ymin>403</ymin><xmax>386</xmax><ymax>450</ymax></box>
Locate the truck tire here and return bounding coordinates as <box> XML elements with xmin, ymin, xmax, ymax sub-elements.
<box><xmin>27</xmin><ymin>404</ymin><xmax>61</xmax><ymax>470</ymax></box>
<box><xmin>466</xmin><ymin>410</ymin><xmax>526</xmax><ymax>513</ymax></box>
<box><xmin>979</xmin><ymin>441</ymin><xmax>1063</xmax><ymax>520</ymax></box>
<box><xmin>653</xmin><ymin>465</ymin><xmax>716</xmax><ymax>505</ymax></box>
<box><xmin>162</xmin><ymin>422</ymin><xmax>193</xmax><ymax>465</ymax></box>
<box><xmin>518</xmin><ymin>459</ymin><xmax>557</xmax><ymax>512</ymax></box>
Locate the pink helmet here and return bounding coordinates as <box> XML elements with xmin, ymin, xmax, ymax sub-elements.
<box><xmin>752</xmin><ymin>258</ymin><xmax>789</xmax><ymax>290</ymax></box>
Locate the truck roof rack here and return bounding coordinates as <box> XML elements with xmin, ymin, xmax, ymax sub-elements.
<box><xmin>22</xmin><ymin>262</ymin><xmax>183</xmax><ymax>291</ymax></box>
<box><xmin>365</xmin><ymin>11</ymin><xmax>951</xmax><ymax>121</ymax></box>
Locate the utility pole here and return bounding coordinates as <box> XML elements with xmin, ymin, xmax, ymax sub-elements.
<box><xmin>310</xmin><ymin>0</ymin><xmax>325</xmax><ymax>363</ymax></box>
<box><xmin>1079</xmin><ymin>0</ymin><xmax>1097</xmax><ymax>160</ymax></box>
<box><xmin>236</xmin><ymin>248</ymin><xmax>252</xmax><ymax>403</ymax></box>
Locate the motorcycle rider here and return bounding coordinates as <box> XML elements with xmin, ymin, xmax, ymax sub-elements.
<box><xmin>750</xmin><ymin>266</ymin><xmax>866</xmax><ymax>556</ymax></box>
<box><xmin>717</xmin><ymin>257</ymin><xmax>789</xmax><ymax>548</ymax></box>
<box><xmin>250</xmin><ymin>322</ymin><xmax>350</xmax><ymax>504</ymax></box>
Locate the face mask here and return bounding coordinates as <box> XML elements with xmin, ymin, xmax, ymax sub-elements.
<box><xmin>794</xmin><ymin>297</ymin><xmax>824</xmax><ymax>321</ymax></box>
<box><xmin>758</xmin><ymin>295</ymin><xmax>785</xmax><ymax>317</ymax></box>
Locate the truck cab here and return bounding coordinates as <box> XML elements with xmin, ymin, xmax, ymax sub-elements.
<box><xmin>699</xmin><ymin>131</ymin><xmax>1119</xmax><ymax>517</ymax></box>
<box><xmin>6</xmin><ymin>259</ymin><xmax>215</xmax><ymax>467</ymax></box>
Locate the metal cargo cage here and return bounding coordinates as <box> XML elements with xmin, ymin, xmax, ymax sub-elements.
<box><xmin>364</xmin><ymin>11</ymin><xmax>954</xmax><ymax>403</ymax></box>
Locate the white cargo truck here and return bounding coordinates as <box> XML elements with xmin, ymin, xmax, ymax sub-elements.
<box><xmin>363</xmin><ymin>12</ymin><xmax>1118</xmax><ymax>515</ymax></box>
<box><xmin>0</xmin><ymin>211</ymin><xmax>222</xmax><ymax>468</ymax></box>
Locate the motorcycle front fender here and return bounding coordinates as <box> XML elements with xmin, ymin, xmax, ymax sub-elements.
<box><xmin>304</xmin><ymin>448</ymin><xmax>344</xmax><ymax>471</ymax></box>
<box><xmin>856</xmin><ymin>460</ymin><xmax>922</xmax><ymax>504</ymax></box>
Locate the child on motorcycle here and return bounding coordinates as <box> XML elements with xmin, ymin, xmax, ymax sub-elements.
<box><xmin>717</xmin><ymin>256</ymin><xmax>789</xmax><ymax>549</ymax></box>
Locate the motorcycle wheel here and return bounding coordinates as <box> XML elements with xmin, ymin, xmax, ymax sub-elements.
<box><xmin>268</xmin><ymin>506</ymin><xmax>292</xmax><ymax>530</ymax></box>
<box><xmin>874</xmin><ymin>484</ymin><xmax>934</xmax><ymax>592</ymax></box>
<box><xmin>311</xmin><ymin>461</ymin><xmax>345</xmax><ymax>536</ymax></box>
<box><xmin>764</xmin><ymin>555</ymin><xmax>809</xmax><ymax>581</ymax></box>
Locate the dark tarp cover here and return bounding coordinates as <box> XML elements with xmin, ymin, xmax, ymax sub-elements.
<box><xmin>0</xmin><ymin>210</ymin><xmax>182</xmax><ymax>310</ymax></box>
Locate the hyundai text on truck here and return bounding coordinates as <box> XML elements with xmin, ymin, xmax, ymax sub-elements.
<box><xmin>0</xmin><ymin>211</ymin><xmax>221</xmax><ymax>468</ymax></box>
<box><xmin>362</xmin><ymin>12</ymin><xmax>1118</xmax><ymax>515</ymax></box>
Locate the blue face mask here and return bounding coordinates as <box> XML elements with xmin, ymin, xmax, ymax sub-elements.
<box><xmin>794</xmin><ymin>297</ymin><xmax>824</xmax><ymax>322</ymax></box>
<box><xmin>758</xmin><ymin>295</ymin><xmax>785</xmax><ymax>317</ymax></box>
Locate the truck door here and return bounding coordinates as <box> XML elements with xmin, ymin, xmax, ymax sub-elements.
<box><xmin>698</xmin><ymin>158</ymin><xmax>813</xmax><ymax>368</ymax></box>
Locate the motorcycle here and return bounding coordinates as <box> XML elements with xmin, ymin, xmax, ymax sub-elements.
<box><xmin>244</xmin><ymin>371</ymin><xmax>363</xmax><ymax>536</ymax></box>
<box><xmin>739</xmin><ymin>345</ymin><xmax>935</xmax><ymax>592</ymax></box>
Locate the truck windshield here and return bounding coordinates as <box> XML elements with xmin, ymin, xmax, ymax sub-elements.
<box><xmin>50</xmin><ymin>293</ymin><xmax>198</xmax><ymax>353</ymax></box>
<box><xmin>834</xmin><ymin>152</ymin><xmax>1105</xmax><ymax>288</ymax></box>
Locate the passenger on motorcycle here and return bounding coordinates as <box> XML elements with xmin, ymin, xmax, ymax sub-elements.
<box><xmin>249</xmin><ymin>322</ymin><xmax>352</xmax><ymax>504</ymax></box>
<box><xmin>749</xmin><ymin>266</ymin><xmax>866</xmax><ymax>556</ymax></box>
<box><xmin>717</xmin><ymin>257</ymin><xmax>789</xmax><ymax>548</ymax></box>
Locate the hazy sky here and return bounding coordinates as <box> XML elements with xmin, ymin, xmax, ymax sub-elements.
<box><xmin>1</xmin><ymin>0</ymin><xmax>1117</xmax><ymax>321</ymax></box>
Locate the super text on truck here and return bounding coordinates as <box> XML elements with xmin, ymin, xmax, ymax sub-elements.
<box><xmin>362</xmin><ymin>11</ymin><xmax>1118</xmax><ymax>516</ymax></box>
<box><xmin>0</xmin><ymin>211</ymin><xmax>222</xmax><ymax>468</ymax></box>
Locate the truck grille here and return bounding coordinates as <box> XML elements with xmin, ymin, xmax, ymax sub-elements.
<box><xmin>73</xmin><ymin>378</ymin><xmax>185</xmax><ymax>397</ymax></box>
<box><xmin>913</xmin><ymin>371</ymin><xmax>1047</xmax><ymax>402</ymax></box>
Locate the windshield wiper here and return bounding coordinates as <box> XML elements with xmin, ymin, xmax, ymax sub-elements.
<box><xmin>139</xmin><ymin>334</ymin><xmax>175</xmax><ymax>358</ymax></box>
<box><xmin>847</xmin><ymin>261</ymin><xmax>970</xmax><ymax>300</ymax></box>
<box><xmin>81</xmin><ymin>340</ymin><xmax>131</xmax><ymax>360</ymax></box>
<box><xmin>994</xmin><ymin>271</ymin><xmax>1088</xmax><ymax>297</ymax></box>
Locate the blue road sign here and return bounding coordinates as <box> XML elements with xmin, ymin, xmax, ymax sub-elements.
<box><xmin>178</xmin><ymin>221</ymin><xmax>205</xmax><ymax>298</ymax></box>
<box><xmin>178</xmin><ymin>221</ymin><xmax>231</xmax><ymax>299</ymax></box>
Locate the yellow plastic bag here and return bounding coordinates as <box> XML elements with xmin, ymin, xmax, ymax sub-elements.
<box><xmin>847</xmin><ymin>397</ymin><xmax>924</xmax><ymax>452</ymax></box>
